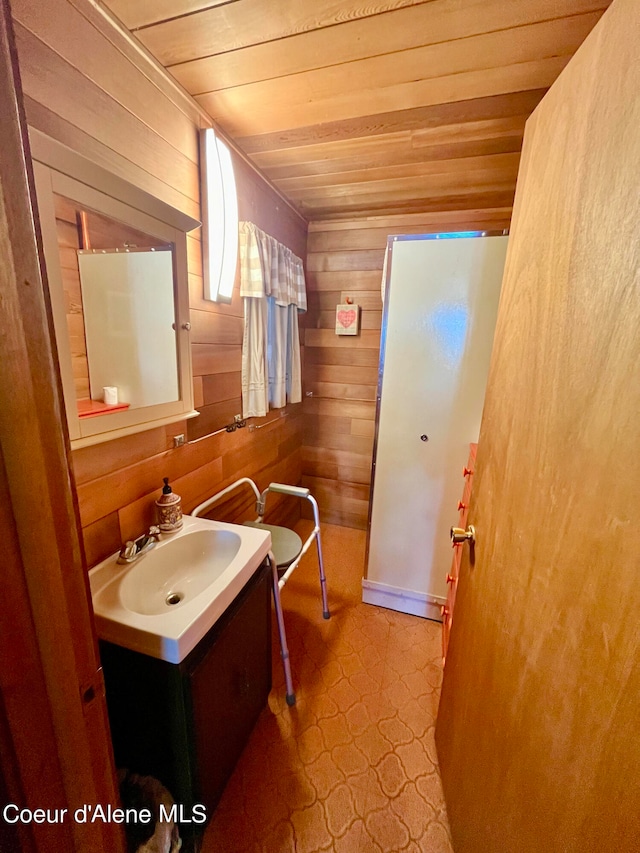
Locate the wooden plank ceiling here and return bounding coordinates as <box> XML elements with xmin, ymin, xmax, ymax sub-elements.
<box><xmin>102</xmin><ymin>0</ymin><xmax>610</xmax><ymax>222</ymax></box>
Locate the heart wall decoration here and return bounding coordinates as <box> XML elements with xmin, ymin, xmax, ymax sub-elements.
<box><xmin>335</xmin><ymin>303</ymin><xmax>360</xmax><ymax>336</ymax></box>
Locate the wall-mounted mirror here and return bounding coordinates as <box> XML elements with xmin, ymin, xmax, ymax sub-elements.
<box><xmin>31</xmin><ymin>132</ymin><xmax>200</xmax><ymax>448</ymax></box>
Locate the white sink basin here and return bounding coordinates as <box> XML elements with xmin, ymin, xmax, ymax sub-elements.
<box><xmin>89</xmin><ymin>515</ymin><xmax>271</xmax><ymax>664</ymax></box>
<box><xmin>119</xmin><ymin>527</ymin><xmax>242</xmax><ymax>616</ymax></box>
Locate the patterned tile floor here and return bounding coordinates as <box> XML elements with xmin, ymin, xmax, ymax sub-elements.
<box><xmin>201</xmin><ymin>521</ymin><xmax>453</xmax><ymax>853</ymax></box>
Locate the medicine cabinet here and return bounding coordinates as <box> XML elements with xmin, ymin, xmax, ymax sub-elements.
<box><xmin>31</xmin><ymin>131</ymin><xmax>200</xmax><ymax>448</ymax></box>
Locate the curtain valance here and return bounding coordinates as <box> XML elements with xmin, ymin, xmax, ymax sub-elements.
<box><xmin>239</xmin><ymin>221</ymin><xmax>307</xmax><ymax>310</ymax></box>
<box><xmin>238</xmin><ymin>221</ymin><xmax>306</xmax><ymax>418</ymax></box>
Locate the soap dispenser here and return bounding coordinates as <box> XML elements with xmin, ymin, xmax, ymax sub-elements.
<box><xmin>155</xmin><ymin>477</ymin><xmax>183</xmax><ymax>532</ymax></box>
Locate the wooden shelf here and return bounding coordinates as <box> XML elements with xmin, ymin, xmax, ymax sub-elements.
<box><xmin>77</xmin><ymin>399</ymin><xmax>130</xmax><ymax>419</ymax></box>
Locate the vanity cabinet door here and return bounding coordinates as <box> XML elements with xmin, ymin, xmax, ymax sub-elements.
<box><xmin>185</xmin><ymin>564</ymin><xmax>271</xmax><ymax>811</ymax></box>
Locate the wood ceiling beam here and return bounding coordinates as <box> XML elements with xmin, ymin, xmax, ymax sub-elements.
<box><xmin>290</xmin><ymin>175</ymin><xmax>518</xmax><ymax>203</ymax></box>
<box><xmin>273</xmin><ymin>152</ymin><xmax>521</xmax><ymax>193</ymax></box>
<box><xmin>261</xmin><ymin>136</ymin><xmax>525</xmax><ymax>181</ymax></box>
<box><xmin>299</xmin><ymin>189</ymin><xmax>516</xmax><ymax>219</ymax></box>
<box><xmin>308</xmin><ymin>207</ymin><xmax>513</xmax><ymax>232</ymax></box>
<box><xmin>253</xmin><ymin>114</ymin><xmax>528</xmax><ymax>173</ymax></box>
<box><xmin>237</xmin><ymin>90</ymin><xmax>546</xmax><ymax>154</ymax></box>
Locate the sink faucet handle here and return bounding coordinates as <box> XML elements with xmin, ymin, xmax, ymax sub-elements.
<box><xmin>148</xmin><ymin>525</ymin><xmax>161</xmax><ymax>539</ymax></box>
<box><xmin>121</xmin><ymin>540</ymin><xmax>136</xmax><ymax>560</ymax></box>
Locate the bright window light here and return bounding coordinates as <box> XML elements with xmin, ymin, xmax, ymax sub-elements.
<box><xmin>201</xmin><ymin>128</ymin><xmax>238</xmax><ymax>302</ymax></box>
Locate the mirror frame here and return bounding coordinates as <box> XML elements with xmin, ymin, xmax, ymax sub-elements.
<box><xmin>30</xmin><ymin>131</ymin><xmax>201</xmax><ymax>449</ymax></box>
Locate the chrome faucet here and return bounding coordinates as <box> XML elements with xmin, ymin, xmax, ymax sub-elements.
<box><xmin>117</xmin><ymin>526</ymin><xmax>161</xmax><ymax>564</ymax></box>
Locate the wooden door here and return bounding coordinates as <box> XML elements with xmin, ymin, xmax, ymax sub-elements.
<box><xmin>435</xmin><ymin>1</ymin><xmax>640</xmax><ymax>850</ymax></box>
<box><xmin>0</xmin><ymin>6</ymin><xmax>124</xmax><ymax>851</ymax></box>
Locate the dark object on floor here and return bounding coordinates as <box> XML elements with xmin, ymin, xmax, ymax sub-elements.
<box><xmin>118</xmin><ymin>769</ymin><xmax>182</xmax><ymax>853</ymax></box>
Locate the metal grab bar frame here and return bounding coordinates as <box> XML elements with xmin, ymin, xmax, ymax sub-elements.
<box><xmin>191</xmin><ymin>478</ymin><xmax>330</xmax><ymax>705</ymax></box>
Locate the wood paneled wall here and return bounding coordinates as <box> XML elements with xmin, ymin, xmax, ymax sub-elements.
<box><xmin>11</xmin><ymin>0</ymin><xmax>308</xmax><ymax>567</ymax></box>
<box><xmin>74</xmin><ymin>411</ymin><xmax>304</xmax><ymax>568</ymax></box>
<box><xmin>303</xmin><ymin>207</ymin><xmax>511</xmax><ymax>528</ymax></box>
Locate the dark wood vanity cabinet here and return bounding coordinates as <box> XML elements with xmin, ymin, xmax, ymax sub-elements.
<box><xmin>100</xmin><ymin>562</ymin><xmax>272</xmax><ymax>833</ymax></box>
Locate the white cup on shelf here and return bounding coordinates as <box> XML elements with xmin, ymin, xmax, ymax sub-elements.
<box><xmin>103</xmin><ymin>386</ymin><xmax>118</xmax><ymax>406</ymax></box>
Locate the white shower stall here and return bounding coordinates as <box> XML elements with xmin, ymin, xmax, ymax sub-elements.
<box><xmin>364</xmin><ymin>232</ymin><xmax>508</xmax><ymax>619</ymax></box>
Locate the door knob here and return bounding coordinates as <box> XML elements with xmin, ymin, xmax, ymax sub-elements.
<box><xmin>450</xmin><ymin>525</ymin><xmax>475</xmax><ymax>546</ymax></box>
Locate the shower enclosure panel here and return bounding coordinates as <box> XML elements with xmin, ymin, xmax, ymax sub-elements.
<box><xmin>364</xmin><ymin>233</ymin><xmax>508</xmax><ymax>619</ymax></box>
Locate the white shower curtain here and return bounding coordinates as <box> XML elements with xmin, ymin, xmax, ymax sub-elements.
<box><xmin>239</xmin><ymin>221</ymin><xmax>306</xmax><ymax>418</ymax></box>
